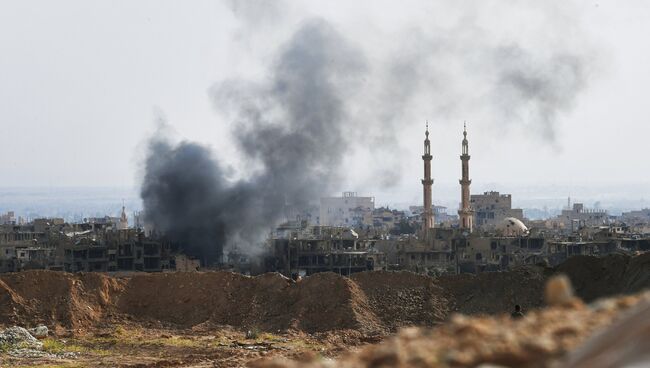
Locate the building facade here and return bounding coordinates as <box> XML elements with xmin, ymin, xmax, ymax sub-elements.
<box><xmin>471</xmin><ymin>191</ymin><xmax>525</xmax><ymax>229</ymax></box>
<box><xmin>319</xmin><ymin>192</ymin><xmax>375</xmax><ymax>227</ymax></box>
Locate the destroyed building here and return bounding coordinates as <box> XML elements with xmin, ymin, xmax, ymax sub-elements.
<box><xmin>62</xmin><ymin>228</ymin><xmax>172</xmax><ymax>272</ymax></box>
<box><xmin>266</xmin><ymin>225</ymin><xmax>386</xmax><ymax>277</ymax></box>
<box><xmin>0</xmin><ymin>212</ymin><xmax>197</xmax><ymax>273</ymax></box>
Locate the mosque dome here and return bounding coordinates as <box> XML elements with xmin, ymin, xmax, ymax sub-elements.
<box><xmin>497</xmin><ymin>217</ymin><xmax>528</xmax><ymax>236</ymax></box>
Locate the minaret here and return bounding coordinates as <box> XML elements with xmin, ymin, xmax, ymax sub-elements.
<box><xmin>458</xmin><ymin>123</ymin><xmax>474</xmax><ymax>232</ymax></box>
<box><xmin>421</xmin><ymin>122</ymin><xmax>434</xmax><ymax>231</ymax></box>
<box><xmin>118</xmin><ymin>205</ymin><xmax>128</xmax><ymax>230</ymax></box>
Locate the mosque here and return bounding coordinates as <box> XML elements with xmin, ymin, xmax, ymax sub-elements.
<box><xmin>419</xmin><ymin>123</ymin><xmax>528</xmax><ymax>238</ymax></box>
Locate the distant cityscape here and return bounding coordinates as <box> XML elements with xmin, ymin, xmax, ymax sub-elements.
<box><xmin>1</xmin><ymin>182</ymin><xmax>648</xmax><ymax>224</ymax></box>
<box><xmin>1</xmin><ymin>126</ymin><xmax>649</xmax><ymax>277</ymax></box>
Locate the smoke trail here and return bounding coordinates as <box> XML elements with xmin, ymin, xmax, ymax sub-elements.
<box><xmin>141</xmin><ymin>19</ymin><xmax>365</xmax><ymax>262</ymax></box>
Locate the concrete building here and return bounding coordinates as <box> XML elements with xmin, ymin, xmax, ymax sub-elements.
<box><xmin>409</xmin><ymin>205</ymin><xmax>457</xmax><ymax>227</ymax></box>
<box><xmin>458</xmin><ymin>123</ymin><xmax>474</xmax><ymax>232</ymax></box>
<box><xmin>434</xmin><ymin>206</ymin><xmax>458</xmax><ymax>226</ymax></box>
<box><xmin>621</xmin><ymin>208</ymin><xmax>650</xmax><ymax>226</ymax></box>
<box><xmin>421</xmin><ymin>123</ymin><xmax>435</xmax><ymax>232</ymax></box>
<box><xmin>319</xmin><ymin>192</ymin><xmax>374</xmax><ymax>227</ymax></box>
<box><xmin>454</xmin><ymin>235</ymin><xmax>546</xmax><ymax>273</ymax></box>
<box><xmin>62</xmin><ymin>228</ymin><xmax>171</xmax><ymax>272</ymax></box>
<box><xmin>371</xmin><ymin>207</ymin><xmax>407</xmax><ymax>232</ymax></box>
<box><xmin>267</xmin><ymin>225</ymin><xmax>386</xmax><ymax>277</ymax></box>
<box><xmin>558</xmin><ymin>203</ymin><xmax>608</xmax><ymax>230</ymax></box>
<box><xmin>0</xmin><ymin>221</ymin><xmax>64</xmax><ymax>272</ymax></box>
<box><xmin>172</xmin><ymin>254</ymin><xmax>200</xmax><ymax>272</ymax></box>
<box><xmin>0</xmin><ymin>211</ymin><xmax>16</xmax><ymax>225</ymax></box>
<box><xmin>471</xmin><ymin>191</ymin><xmax>525</xmax><ymax>229</ymax></box>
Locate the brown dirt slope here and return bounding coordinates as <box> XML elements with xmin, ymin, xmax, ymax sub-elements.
<box><xmin>555</xmin><ymin>252</ymin><xmax>650</xmax><ymax>302</ymax></box>
<box><xmin>291</xmin><ymin>272</ymin><xmax>383</xmax><ymax>334</ymax></box>
<box><xmin>0</xmin><ymin>253</ymin><xmax>649</xmax><ymax>333</ymax></box>
<box><xmin>117</xmin><ymin>271</ymin><xmax>384</xmax><ymax>333</ymax></box>
<box><xmin>352</xmin><ymin>270</ymin><xmax>448</xmax><ymax>330</ymax></box>
<box><xmin>117</xmin><ymin>271</ymin><xmax>248</xmax><ymax>327</ymax></box>
<box><xmin>0</xmin><ymin>271</ymin><xmax>125</xmax><ymax>330</ymax></box>
<box><xmin>438</xmin><ymin>253</ymin><xmax>650</xmax><ymax>315</ymax></box>
<box><xmin>437</xmin><ymin>266</ymin><xmax>547</xmax><ymax>315</ymax></box>
<box><xmin>0</xmin><ymin>278</ymin><xmax>31</xmax><ymax>325</ymax></box>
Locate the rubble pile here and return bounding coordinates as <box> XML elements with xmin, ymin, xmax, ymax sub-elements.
<box><xmin>0</xmin><ymin>327</ymin><xmax>43</xmax><ymax>350</ymax></box>
<box><xmin>0</xmin><ymin>325</ymin><xmax>78</xmax><ymax>360</ymax></box>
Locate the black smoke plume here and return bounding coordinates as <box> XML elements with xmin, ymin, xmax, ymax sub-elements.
<box><xmin>141</xmin><ymin>19</ymin><xmax>365</xmax><ymax>263</ymax></box>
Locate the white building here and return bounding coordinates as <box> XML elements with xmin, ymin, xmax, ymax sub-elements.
<box><xmin>319</xmin><ymin>192</ymin><xmax>374</xmax><ymax>227</ymax></box>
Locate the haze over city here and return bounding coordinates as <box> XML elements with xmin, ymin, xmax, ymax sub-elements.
<box><xmin>1</xmin><ymin>0</ymin><xmax>649</xmax><ymax>221</ymax></box>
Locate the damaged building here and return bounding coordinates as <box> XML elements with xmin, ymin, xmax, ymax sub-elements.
<box><xmin>266</xmin><ymin>225</ymin><xmax>386</xmax><ymax>277</ymax></box>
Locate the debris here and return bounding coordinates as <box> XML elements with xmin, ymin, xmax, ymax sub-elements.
<box><xmin>0</xmin><ymin>326</ymin><xmax>42</xmax><ymax>350</ymax></box>
<box><xmin>27</xmin><ymin>325</ymin><xmax>48</xmax><ymax>339</ymax></box>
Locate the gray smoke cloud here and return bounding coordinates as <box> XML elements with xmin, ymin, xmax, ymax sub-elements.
<box><xmin>491</xmin><ymin>46</ymin><xmax>588</xmax><ymax>142</ymax></box>
<box><xmin>141</xmin><ymin>19</ymin><xmax>365</xmax><ymax>262</ymax></box>
<box><xmin>141</xmin><ymin>4</ymin><xmax>597</xmax><ymax>261</ymax></box>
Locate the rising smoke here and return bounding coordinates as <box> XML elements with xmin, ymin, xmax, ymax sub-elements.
<box><xmin>141</xmin><ymin>19</ymin><xmax>365</xmax><ymax>262</ymax></box>
<box><xmin>141</xmin><ymin>3</ymin><xmax>597</xmax><ymax>262</ymax></box>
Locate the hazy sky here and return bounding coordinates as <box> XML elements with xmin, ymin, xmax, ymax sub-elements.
<box><xmin>1</xmin><ymin>0</ymin><xmax>649</xmax><ymax>208</ymax></box>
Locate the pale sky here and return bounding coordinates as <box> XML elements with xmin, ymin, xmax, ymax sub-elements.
<box><xmin>1</xmin><ymin>0</ymin><xmax>649</xmax><ymax>209</ymax></box>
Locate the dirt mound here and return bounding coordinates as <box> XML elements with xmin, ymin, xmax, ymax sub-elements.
<box><xmin>1</xmin><ymin>253</ymin><xmax>649</xmax><ymax>334</ymax></box>
<box><xmin>228</xmin><ymin>272</ymin><xmax>295</xmax><ymax>331</ymax></box>
<box><xmin>438</xmin><ymin>253</ymin><xmax>650</xmax><ymax>315</ymax></box>
<box><xmin>622</xmin><ymin>252</ymin><xmax>650</xmax><ymax>292</ymax></box>
<box><xmin>555</xmin><ymin>254</ymin><xmax>630</xmax><ymax>302</ymax></box>
<box><xmin>438</xmin><ymin>266</ymin><xmax>547</xmax><ymax>315</ymax></box>
<box><xmin>117</xmin><ymin>271</ymin><xmax>385</xmax><ymax>333</ymax></box>
<box><xmin>292</xmin><ymin>273</ymin><xmax>383</xmax><ymax>334</ymax></box>
<box><xmin>351</xmin><ymin>271</ymin><xmax>448</xmax><ymax>330</ymax></box>
<box><xmin>118</xmin><ymin>271</ymin><xmax>248</xmax><ymax>327</ymax></box>
<box><xmin>0</xmin><ymin>279</ymin><xmax>31</xmax><ymax>326</ymax></box>
<box><xmin>555</xmin><ymin>253</ymin><xmax>650</xmax><ymax>302</ymax></box>
<box><xmin>118</xmin><ymin>272</ymin><xmax>446</xmax><ymax>333</ymax></box>
<box><xmin>0</xmin><ymin>271</ymin><xmax>125</xmax><ymax>330</ymax></box>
